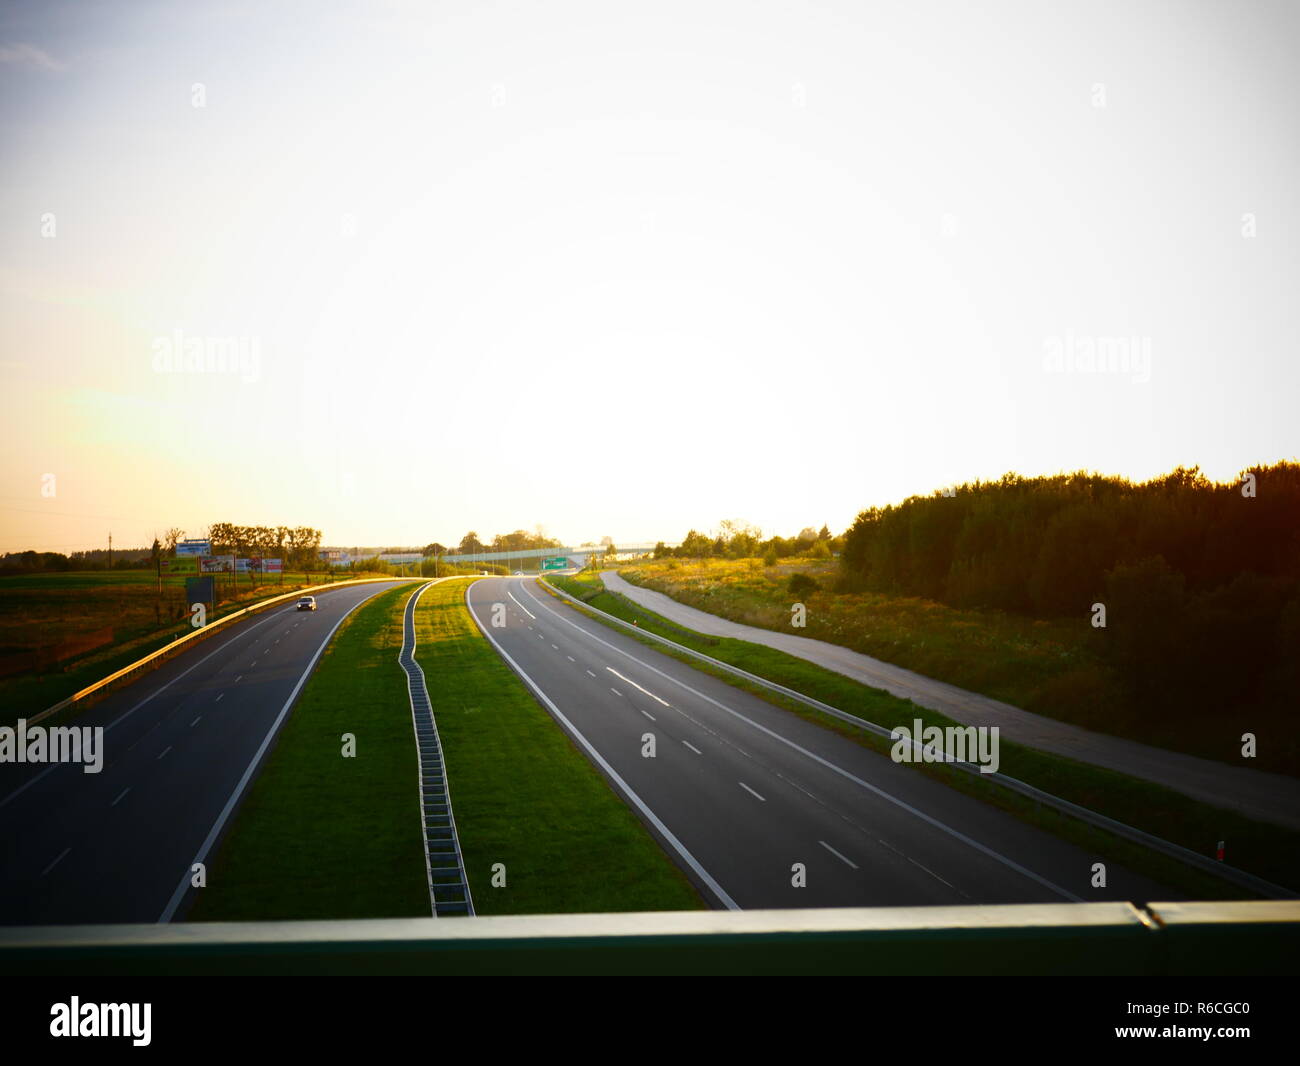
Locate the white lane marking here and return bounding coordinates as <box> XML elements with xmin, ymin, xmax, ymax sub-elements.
<box><xmin>215</xmin><ymin>693</ymin><xmax>224</xmax><ymax>702</ymax></box>
<box><xmin>907</xmin><ymin>855</ymin><xmax>956</xmax><ymax>890</ymax></box>
<box><xmin>190</xmin><ymin>716</ymin><xmax>201</xmax><ymax>727</ymax></box>
<box><xmin>467</xmin><ymin>582</ymin><xmax>739</xmax><ymax>911</ymax></box>
<box><xmin>551</xmin><ymin>643</ymin><xmax>559</xmax><ymax>650</ymax></box>
<box><xmin>585</xmin><ymin>669</ymin><xmax>596</xmax><ymax>677</ymax></box>
<box><xmin>518</xmin><ymin>578</ymin><xmax>1082</xmax><ymax>903</ymax></box>
<box><xmin>507</xmin><ymin>589</ymin><xmax>536</xmax><ymax>619</ymax></box>
<box><xmin>41</xmin><ymin>848</ymin><xmax>71</xmax><ymax>876</ymax></box>
<box><xmin>819</xmin><ymin>840</ymin><xmax>859</xmax><ymax>869</ymax></box>
<box><xmin>683</xmin><ymin>740</ymin><xmax>703</xmax><ymax>755</ymax></box>
<box><xmin>159</xmin><ymin>586</ymin><xmax>392</xmax><ymax>923</ymax></box>
<box><xmin>249</xmin><ymin>661</ymin><xmax>256</xmax><ymax>667</ymax></box>
<box><xmin>0</xmin><ymin>601</ymin><xmax>291</xmax><ymax>810</ymax></box>
<box><xmin>111</xmin><ymin>787</ymin><xmax>131</xmax><ymax>807</ymax></box>
<box><xmin>605</xmin><ymin>667</ymin><xmax>670</xmax><ymax>706</ymax></box>
<box><xmin>609</xmin><ymin>687</ymin><xmax>623</xmax><ymax>697</ymax></box>
<box><xmin>157</xmin><ymin>746</ymin><xmax>172</xmax><ymax>760</ymax></box>
<box><xmin>566</xmin><ymin>655</ymin><xmax>575</xmax><ymax>662</ymax></box>
<box><xmin>235</xmin><ymin>675</ymin><xmax>243</xmax><ymax>683</ymax></box>
<box><xmin>640</xmin><ymin>708</ymin><xmax>656</xmax><ymax>722</ymax></box>
<box><xmin>738</xmin><ymin>781</ymin><xmax>766</xmax><ymax>802</ymax></box>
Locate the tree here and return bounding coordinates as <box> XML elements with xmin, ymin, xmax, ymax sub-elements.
<box><xmin>163</xmin><ymin>528</ymin><xmax>185</xmax><ymax>553</ymax></box>
<box><xmin>460</xmin><ymin>531</ymin><xmax>485</xmax><ymax>555</ymax></box>
<box><xmin>424</xmin><ymin>542</ymin><xmax>448</xmax><ymax>557</ymax></box>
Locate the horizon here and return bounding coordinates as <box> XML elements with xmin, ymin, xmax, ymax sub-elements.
<box><xmin>4</xmin><ymin>456</ymin><xmax>1294</xmax><ymax>557</ymax></box>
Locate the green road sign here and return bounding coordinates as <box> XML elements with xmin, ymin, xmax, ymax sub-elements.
<box><xmin>541</xmin><ymin>556</ymin><xmax>568</xmax><ymax>571</ymax></box>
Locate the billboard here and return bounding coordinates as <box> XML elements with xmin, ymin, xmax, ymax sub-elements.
<box><xmin>161</xmin><ymin>556</ymin><xmax>198</xmax><ymax>574</ymax></box>
<box><xmin>200</xmin><ymin>556</ymin><xmax>234</xmax><ymax>573</ymax></box>
<box><xmin>261</xmin><ymin>558</ymin><xmax>283</xmax><ymax>573</ymax></box>
<box><xmin>176</xmin><ymin>539</ymin><xmax>210</xmax><ymax>557</ymax></box>
<box><xmin>234</xmin><ymin>558</ymin><xmax>253</xmax><ymax>573</ymax></box>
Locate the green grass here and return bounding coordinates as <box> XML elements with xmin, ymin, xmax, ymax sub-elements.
<box><xmin>412</xmin><ymin>578</ymin><xmax>704</xmax><ymax>914</ymax></box>
<box><xmin>189</xmin><ymin>581</ymin><xmax>428</xmax><ymax>921</ymax></box>
<box><xmin>542</xmin><ymin>573</ymin><xmax>1300</xmax><ymax>898</ymax></box>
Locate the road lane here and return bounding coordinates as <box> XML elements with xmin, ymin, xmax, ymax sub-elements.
<box><xmin>0</xmin><ymin>580</ymin><xmax>409</xmax><ymax>925</ymax></box>
<box><xmin>469</xmin><ymin>577</ymin><xmax>1178</xmax><ymax>910</ymax></box>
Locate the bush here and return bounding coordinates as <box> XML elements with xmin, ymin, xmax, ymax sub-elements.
<box><xmin>787</xmin><ymin>573</ymin><xmax>820</xmax><ymax>598</ymax></box>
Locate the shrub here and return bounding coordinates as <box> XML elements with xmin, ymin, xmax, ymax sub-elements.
<box><xmin>787</xmin><ymin>573</ymin><xmax>819</xmax><ymax>598</ymax></box>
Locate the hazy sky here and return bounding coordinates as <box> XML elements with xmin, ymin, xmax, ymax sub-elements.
<box><xmin>2</xmin><ymin>0</ymin><xmax>1298</xmax><ymax>552</ymax></box>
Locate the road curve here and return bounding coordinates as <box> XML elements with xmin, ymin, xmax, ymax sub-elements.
<box><xmin>0</xmin><ymin>580</ymin><xmax>410</xmax><ymax>925</ymax></box>
<box><xmin>469</xmin><ymin>577</ymin><xmax>1177</xmax><ymax>910</ymax></box>
<box><xmin>602</xmin><ymin>569</ymin><xmax>1300</xmax><ymax>832</ymax></box>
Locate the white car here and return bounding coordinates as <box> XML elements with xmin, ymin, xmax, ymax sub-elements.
<box><xmin>296</xmin><ymin>596</ymin><xmax>317</xmax><ymax>611</ymax></box>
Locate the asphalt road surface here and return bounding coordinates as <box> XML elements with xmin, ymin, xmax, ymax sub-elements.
<box><xmin>0</xmin><ymin>580</ymin><xmax>408</xmax><ymax>925</ymax></box>
<box><xmin>602</xmin><ymin>570</ymin><xmax>1300</xmax><ymax>831</ymax></box>
<box><xmin>470</xmin><ymin>577</ymin><xmax>1178</xmax><ymax>910</ymax></box>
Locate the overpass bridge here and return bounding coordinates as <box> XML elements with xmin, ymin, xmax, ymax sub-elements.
<box><xmin>436</xmin><ymin>543</ymin><xmax>666</xmax><ymax>570</ymax></box>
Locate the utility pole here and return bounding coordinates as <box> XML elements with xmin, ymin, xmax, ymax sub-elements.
<box><xmin>108</xmin><ymin>532</ymin><xmax>112</xmax><ymax>572</ymax></box>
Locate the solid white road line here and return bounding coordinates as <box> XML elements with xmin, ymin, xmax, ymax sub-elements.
<box><xmin>606</xmin><ymin>666</ymin><xmax>670</xmax><ymax>706</ymax></box>
<box><xmin>819</xmin><ymin>840</ymin><xmax>859</xmax><ymax>869</ymax></box>
<box><xmin>519</xmin><ymin>578</ymin><xmax>1082</xmax><ymax>902</ymax></box>
<box><xmin>41</xmin><ymin>848</ymin><xmax>70</xmax><ymax>876</ymax></box>
<box><xmin>158</xmin><ymin>586</ymin><xmax>392</xmax><ymax>923</ymax></box>
<box><xmin>738</xmin><ymin>781</ymin><xmax>766</xmax><ymax>802</ymax></box>
<box><xmin>469</xmin><ymin>581</ymin><xmax>739</xmax><ymax>911</ymax></box>
<box><xmin>507</xmin><ymin>589</ymin><xmax>536</xmax><ymax>620</ymax></box>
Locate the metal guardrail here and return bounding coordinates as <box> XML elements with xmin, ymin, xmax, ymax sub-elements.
<box><xmin>399</xmin><ymin>581</ymin><xmax>474</xmax><ymax>917</ymax></box>
<box><xmin>1</xmin><ymin>901</ymin><xmax>1295</xmax><ymax>975</ymax></box>
<box><xmin>539</xmin><ymin>578</ymin><xmax>1296</xmax><ymax>900</ymax></box>
<box><xmin>24</xmin><ymin>577</ymin><xmax>411</xmax><ymax>729</ymax></box>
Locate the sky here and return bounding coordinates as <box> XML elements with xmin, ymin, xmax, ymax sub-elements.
<box><xmin>2</xmin><ymin>0</ymin><xmax>1298</xmax><ymax>553</ymax></box>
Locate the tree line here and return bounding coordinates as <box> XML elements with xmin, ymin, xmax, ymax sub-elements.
<box><xmin>424</xmin><ymin>529</ymin><xmax>565</xmax><ymax>557</ymax></box>
<box><xmin>840</xmin><ymin>463</ymin><xmax>1300</xmax><ymax>727</ymax></box>
<box><xmin>654</xmin><ymin>521</ymin><xmax>842</xmax><ymax>563</ymax></box>
<box><xmin>206</xmin><ymin>523</ymin><xmax>323</xmax><ymax>570</ymax></box>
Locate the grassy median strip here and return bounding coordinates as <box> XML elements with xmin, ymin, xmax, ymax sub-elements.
<box><xmin>545</xmin><ymin>573</ymin><xmax>1300</xmax><ymax>898</ymax></box>
<box><xmin>189</xmin><ymin>582</ymin><xmax>428</xmax><ymax>921</ymax></box>
<box><xmin>412</xmin><ymin>579</ymin><xmax>704</xmax><ymax>914</ymax></box>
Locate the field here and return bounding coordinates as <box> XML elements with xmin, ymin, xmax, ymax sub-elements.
<box><xmin>0</xmin><ymin>568</ymin><xmax>381</xmax><ymax>723</ymax></box>
<box><xmin>618</xmin><ymin>557</ymin><xmax>1286</xmax><ymax>773</ymax></box>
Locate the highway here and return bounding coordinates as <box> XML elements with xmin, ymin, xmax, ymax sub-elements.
<box><xmin>469</xmin><ymin>577</ymin><xmax>1178</xmax><ymax>910</ymax></box>
<box><xmin>0</xmin><ymin>580</ymin><xmax>408</xmax><ymax>925</ymax></box>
